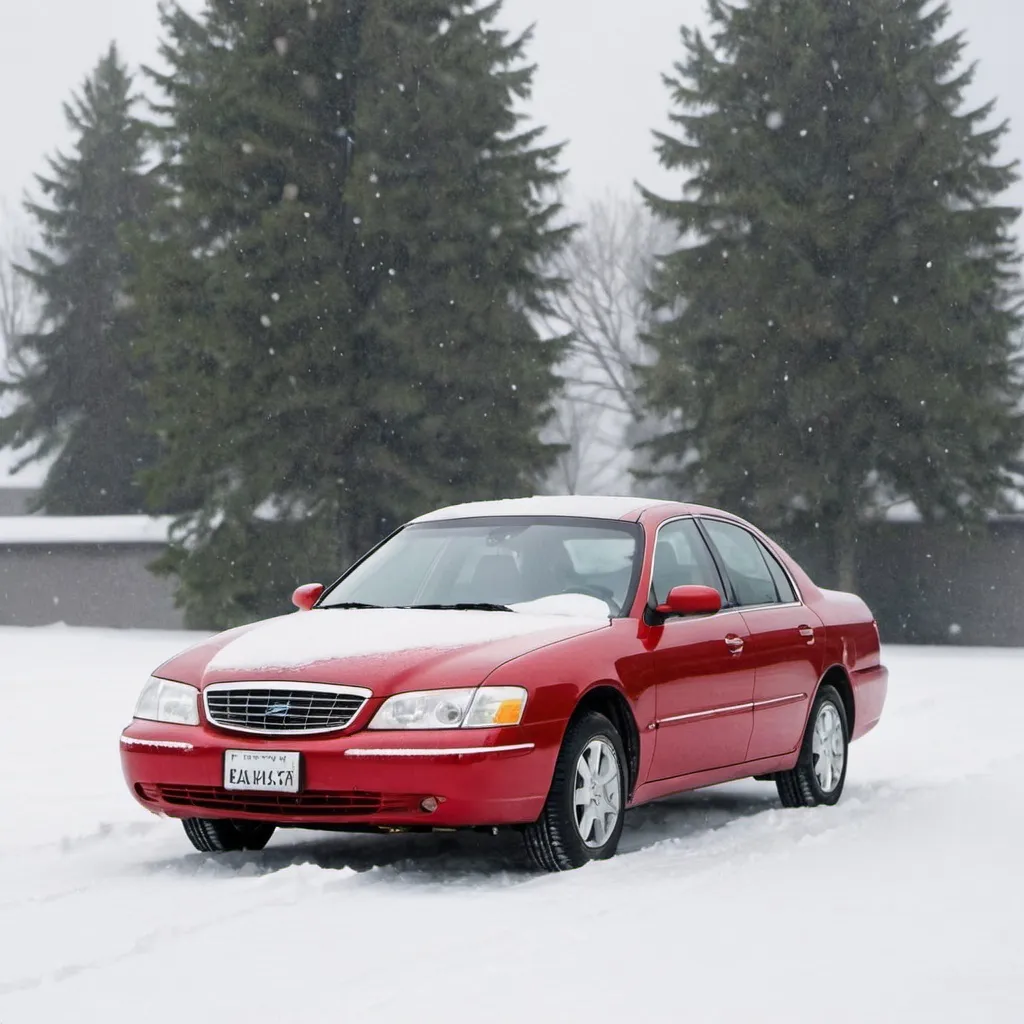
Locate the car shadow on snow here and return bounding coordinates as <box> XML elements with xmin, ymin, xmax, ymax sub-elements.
<box><xmin>150</xmin><ymin>780</ymin><xmax>780</xmax><ymax>884</ymax></box>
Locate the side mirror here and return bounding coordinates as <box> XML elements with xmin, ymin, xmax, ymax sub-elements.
<box><xmin>655</xmin><ymin>585</ymin><xmax>722</xmax><ymax>619</ymax></box>
<box><xmin>291</xmin><ymin>583</ymin><xmax>324</xmax><ymax>611</ymax></box>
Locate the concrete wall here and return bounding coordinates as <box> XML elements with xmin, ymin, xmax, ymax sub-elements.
<box><xmin>856</xmin><ymin>521</ymin><xmax>1024</xmax><ymax>647</ymax></box>
<box><xmin>782</xmin><ymin>519</ymin><xmax>1024</xmax><ymax>647</ymax></box>
<box><xmin>0</xmin><ymin>543</ymin><xmax>185</xmax><ymax>629</ymax></box>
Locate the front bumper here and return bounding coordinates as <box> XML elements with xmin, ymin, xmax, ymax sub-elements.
<box><xmin>120</xmin><ymin>719</ymin><xmax>564</xmax><ymax>828</ymax></box>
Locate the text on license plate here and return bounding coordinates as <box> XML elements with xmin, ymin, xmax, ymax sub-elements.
<box><xmin>223</xmin><ymin>750</ymin><xmax>301</xmax><ymax>793</ymax></box>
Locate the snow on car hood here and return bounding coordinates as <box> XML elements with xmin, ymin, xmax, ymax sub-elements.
<box><xmin>201</xmin><ymin>603</ymin><xmax>610</xmax><ymax>686</ymax></box>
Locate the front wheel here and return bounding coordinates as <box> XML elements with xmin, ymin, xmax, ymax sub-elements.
<box><xmin>775</xmin><ymin>684</ymin><xmax>849</xmax><ymax>807</ymax></box>
<box><xmin>523</xmin><ymin>711</ymin><xmax>627</xmax><ymax>871</ymax></box>
<box><xmin>182</xmin><ymin>818</ymin><xmax>276</xmax><ymax>853</ymax></box>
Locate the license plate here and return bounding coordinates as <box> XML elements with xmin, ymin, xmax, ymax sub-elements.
<box><xmin>223</xmin><ymin>750</ymin><xmax>301</xmax><ymax>793</ymax></box>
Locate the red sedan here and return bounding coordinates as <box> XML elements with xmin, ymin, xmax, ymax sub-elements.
<box><xmin>121</xmin><ymin>496</ymin><xmax>887</xmax><ymax>870</ymax></box>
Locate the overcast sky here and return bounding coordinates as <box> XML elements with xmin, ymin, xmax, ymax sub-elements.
<box><xmin>2</xmin><ymin>0</ymin><xmax>1023</xmax><ymax>230</ymax></box>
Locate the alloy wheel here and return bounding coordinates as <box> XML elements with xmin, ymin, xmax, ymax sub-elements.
<box><xmin>811</xmin><ymin>701</ymin><xmax>845</xmax><ymax>793</ymax></box>
<box><xmin>573</xmin><ymin>737</ymin><xmax>621</xmax><ymax>848</ymax></box>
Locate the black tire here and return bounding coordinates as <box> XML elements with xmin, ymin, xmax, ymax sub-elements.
<box><xmin>182</xmin><ymin>818</ymin><xmax>276</xmax><ymax>853</ymax></box>
<box><xmin>775</xmin><ymin>684</ymin><xmax>849</xmax><ymax>808</ymax></box>
<box><xmin>523</xmin><ymin>711</ymin><xmax>627</xmax><ymax>871</ymax></box>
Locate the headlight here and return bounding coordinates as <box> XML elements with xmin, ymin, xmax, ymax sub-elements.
<box><xmin>134</xmin><ymin>677</ymin><xmax>200</xmax><ymax>726</ymax></box>
<box><xmin>368</xmin><ymin>686</ymin><xmax>528</xmax><ymax>730</ymax></box>
<box><xmin>463</xmin><ymin>687</ymin><xmax>528</xmax><ymax>728</ymax></box>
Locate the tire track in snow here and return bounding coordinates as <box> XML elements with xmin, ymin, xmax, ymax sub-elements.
<box><xmin>0</xmin><ymin>771</ymin><xmax>1002</xmax><ymax>1006</ymax></box>
<box><xmin>0</xmin><ymin>864</ymin><xmax>352</xmax><ymax>997</ymax></box>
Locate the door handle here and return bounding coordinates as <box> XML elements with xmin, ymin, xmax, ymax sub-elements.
<box><xmin>725</xmin><ymin>635</ymin><xmax>745</xmax><ymax>655</ymax></box>
<box><xmin>797</xmin><ymin>625</ymin><xmax>815</xmax><ymax>644</ymax></box>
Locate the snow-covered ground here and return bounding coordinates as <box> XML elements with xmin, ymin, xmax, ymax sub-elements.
<box><xmin>1</xmin><ymin>626</ymin><xmax>1021</xmax><ymax>1022</ymax></box>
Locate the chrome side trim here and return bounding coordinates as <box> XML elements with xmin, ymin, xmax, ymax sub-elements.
<box><xmin>754</xmin><ymin>693</ymin><xmax>807</xmax><ymax>709</ymax></box>
<box><xmin>654</xmin><ymin>692</ymin><xmax>809</xmax><ymax>729</ymax></box>
<box><xmin>656</xmin><ymin>702</ymin><xmax>752</xmax><ymax>727</ymax></box>
<box><xmin>120</xmin><ymin>736</ymin><xmax>194</xmax><ymax>752</ymax></box>
<box><xmin>344</xmin><ymin>743</ymin><xmax>535</xmax><ymax>758</ymax></box>
<box><xmin>658</xmin><ymin>603</ymin><xmax>803</xmax><ymax>624</ymax></box>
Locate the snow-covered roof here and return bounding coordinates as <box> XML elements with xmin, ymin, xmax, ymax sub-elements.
<box><xmin>0</xmin><ymin>444</ymin><xmax>50</xmax><ymax>489</ymax></box>
<box><xmin>0</xmin><ymin>515</ymin><xmax>175</xmax><ymax>545</ymax></box>
<box><xmin>411</xmin><ymin>495</ymin><xmax>669</xmax><ymax>523</ymax></box>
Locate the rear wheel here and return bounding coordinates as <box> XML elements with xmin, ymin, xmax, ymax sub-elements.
<box><xmin>524</xmin><ymin>711</ymin><xmax>626</xmax><ymax>871</ymax></box>
<box><xmin>775</xmin><ymin>684</ymin><xmax>849</xmax><ymax>808</ymax></box>
<box><xmin>182</xmin><ymin>818</ymin><xmax>276</xmax><ymax>853</ymax></box>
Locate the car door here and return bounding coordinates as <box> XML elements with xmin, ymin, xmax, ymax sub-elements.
<box><xmin>646</xmin><ymin>518</ymin><xmax>756</xmax><ymax>781</ymax></box>
<box><xmin>699</xmin><ymin>518</ymin><xmax>825</xmax><ymax>761</ymax></box>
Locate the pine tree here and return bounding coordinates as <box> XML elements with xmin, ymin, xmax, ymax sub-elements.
<box><xmin>640</xmin><ymin>0</ymin><xmax>1024</xmax><ymax>590</ymax></box>
<box><xmin>0</xmin><ymin>45</ymin><xmax>160</xmax><ymax>514</ymax></box>
<box><xmin>134</xmin><ymin>1</ymin><xmax>569</xmax><ymax>628</ymax></box>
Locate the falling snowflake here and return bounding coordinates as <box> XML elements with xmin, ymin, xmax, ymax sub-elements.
<box><xmin>766</xmin><ymin>111</ymin><xmax>784</xmax><ymax>130</ymax></box>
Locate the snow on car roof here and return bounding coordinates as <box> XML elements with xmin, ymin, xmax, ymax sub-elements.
<box><xmin>410</xmin><ymin>495</ymin><xmax>670</xmax><ymax>524</ymax></box>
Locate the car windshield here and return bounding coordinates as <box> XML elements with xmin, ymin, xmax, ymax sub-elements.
<box><xmin>319</xmin><ymin>517</ymin><xmax>644</xmax><ymax>617</ymax></box>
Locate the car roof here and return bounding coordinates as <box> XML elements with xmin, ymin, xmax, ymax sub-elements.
<box><xmin>410</xmin><ymin>495</ymin><xmax>680</xmax><ymax>524</ymax></box>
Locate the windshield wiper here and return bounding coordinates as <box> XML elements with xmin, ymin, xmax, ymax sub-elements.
<box><xmin>321</xmin><ymin>602</ymin><xmax>514</xmax><ymax>612</ymax></box>
<box><xmin>320</xmin><ymin>602</ymin><xmax>385</xmax><ymax>610</ymax></box>
<box><xmin>406</xmin><ymin>603</ymin><xmax>513</xmax><ymax>613</ymax></box>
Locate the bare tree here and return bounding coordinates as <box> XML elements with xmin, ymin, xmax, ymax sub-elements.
<box><xmin>542</xmin><ymin>194</ymin><xmax>676</xmax><ymax>495</ymax></box>
<box><xmin>544</xmin><ymin>391</ymin><xmax>628</xmax><ymax>495</ymax></box>
<box><xmin>0</xmin><ymin>201</ymin><xmax>36</xmax><ymax>379</ymax></box>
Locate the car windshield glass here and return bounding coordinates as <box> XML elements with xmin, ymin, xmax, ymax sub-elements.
<box><xmin>320</xmin><ymin>517</ymin><xmax>643</xmax><ymax>617</ymax></box>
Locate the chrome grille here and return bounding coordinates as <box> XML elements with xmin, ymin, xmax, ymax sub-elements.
<box><xmin>203</xmin><ymin>683</ymin><xmax>371</xmax><ymax>735</ymax></box>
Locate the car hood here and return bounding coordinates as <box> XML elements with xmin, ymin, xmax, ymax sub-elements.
<box><xmin>158</xmin><ymin>605</ymin><xmax>611</xmax><ymax>697</ymax></box>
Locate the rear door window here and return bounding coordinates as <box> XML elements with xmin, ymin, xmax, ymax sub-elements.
<box><xmin>700</xmin><ymin>518</ymin><xmax>782</xmax><ymax>607</ymax></box>
<box><xmin>760</xmin><ymin>543</ymin><xmax>797</xmax><ymax>603</ymax></box>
